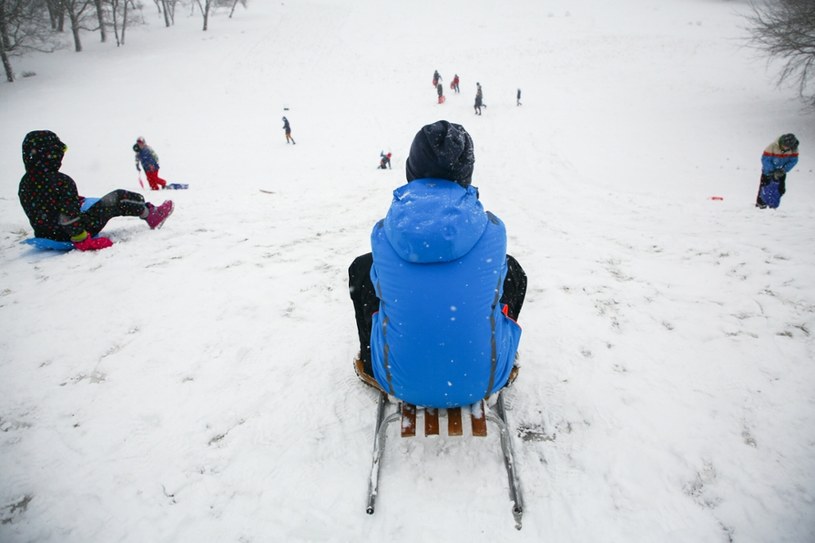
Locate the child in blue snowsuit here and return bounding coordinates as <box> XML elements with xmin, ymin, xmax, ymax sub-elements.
<box><xmin>756</xmin><ymin>133</ymin><xmax>799</xmax><ymax>208</ymax></box>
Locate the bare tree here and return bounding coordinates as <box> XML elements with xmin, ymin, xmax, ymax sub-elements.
<box><xmin>1</xmin><ymin>0</ymin><xmax>59</xmax><ymax>82</ymax></box>
<box><xmin>159</xmin><ymin>0</ymin><xmax>176</xmax><ymax>27</ymax></box>
<box><xmin>229</xmin><ymin>0</ymin><xmax>246</xmax><ymax>18</ymax></box>
<box><xmin>62</xmin><ymin>0</ymin><xmax>92</xmax><ymax>51</ymax></box>
<box><xmin>195</xmin><ymin>0</ymin><xmax>210</xmax><ymax>31</ymax></box>
<box><xmin>44</xmin><ymin>0</ymin><xmax>65</xmax><ymax>31</ymax></box>
<box><xmin>92</xmin><ymin>0</ymin><xmax>105</xmax><ymax>42</ymax></box>
<box><xmin>747</xmin><ymin>0</ymin><xmax>815</xmax><ymax>108</ymax></box>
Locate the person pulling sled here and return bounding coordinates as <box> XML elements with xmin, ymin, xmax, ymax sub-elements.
<box><xmin>133</xmin><ymin>137</ymin><xmax>170</xmax><ymax>190</ymax></box>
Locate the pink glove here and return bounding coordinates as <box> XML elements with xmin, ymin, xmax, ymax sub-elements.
<box><xmin>73</xmin><ymin>235</ymin><xmax>113</xmax><ymax>251</ymax></box>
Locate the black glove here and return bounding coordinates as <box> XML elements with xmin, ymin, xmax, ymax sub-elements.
<box><xmin>772</xmin><ymin>169</ymin><xmax>785</xmax><ymax>180</ymax></box>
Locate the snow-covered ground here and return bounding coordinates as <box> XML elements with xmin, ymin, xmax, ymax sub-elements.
<box><xmin>1</xmin><ymin>0</ymin><xmax>814</xmax><ymax>541</ymax></box>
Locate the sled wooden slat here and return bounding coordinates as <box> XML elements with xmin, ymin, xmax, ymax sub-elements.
<box><xmin>471</xmin><ymin>403</ymin><xmax>488</xmax><ymax>437</ymax></box>
<box><xmin>397</xmin><ymin>401</ymin><xmax>486</xmax><ymax>437</ymax></box>
<box><xmin>447</xmin><ymin>408</ymin><xmax>463</xmax><ymax>436</ymax></box>
<box><xmin>400</xmin><ymin>403</ymin><xmax>417</xmax><ymax>437</ymax></box>
<box><xmin>424</xmin><ymin>408</ymin><xmax>439</xmax><ymax>436</ymax></box>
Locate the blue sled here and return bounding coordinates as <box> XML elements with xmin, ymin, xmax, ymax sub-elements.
<box><xmin>22</xmin><ymin>197</ymin><xmax>101</xmax><ymax>251</ymax></box>
<box><xmin>760</xmin><ymin>181</ymin><xmax>781</xmax><ymax>209</ymax></box>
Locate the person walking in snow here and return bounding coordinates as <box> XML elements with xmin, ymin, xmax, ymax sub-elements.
<box><xmin>379</xmin><ymin>151</ymin><xmax>392</xmax><ymax>169</ymax></box>
<box><xmin>133</xmin><ymin>137</ymin><xmax>168</xmax><ymax>190</ymax></box>
<box><xmin>432</xmin><ymin>69</ymin><xmax>442</xmax><ymax>87</ymax></box>
<box><xmin>282</xmin><ymin>116</ymin><xmax>296</xmax><ymax>144</ymax></box>
<box><xmin>19</xmin><ymin>131</ymin><xmax>174</xmax><ymax>251</ymax></box>
<box><xmin>450</xmin><ymin>74</ymin><xmax>460</xmax><ymax>94</ymax></box>
<box><xmin>437</xmin><ymin>82</ymin><xmax>445</xmax><ymax>104</ymax></box>
<box><xmin>517</xmin><ymin>88</ymin><xmax>522</xmax><ymax>106</ymax></box>
<box><xmin>348</xmin><ymin>120</ymin><xmax>527</xmax><ymax>405</ymax></box>
<box><xmin>474</xmin><ymin>83</ymin><xmax>483</xmax><ymax>115</ymax></box>
<box><xmin>756</xmin><ymin>133</ymin><xmax>799</xmax><ymax>209</ymax></box>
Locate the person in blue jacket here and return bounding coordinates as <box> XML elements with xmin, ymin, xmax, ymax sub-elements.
<box><xmin>348</xmin><ymin>120</ymin><xmax>526</xmax><ymax>408</ymax></box>
<box><xmin>756</xmin><ymin>133</ymin><xmax>799</xmax><ymax>208</ymax></box>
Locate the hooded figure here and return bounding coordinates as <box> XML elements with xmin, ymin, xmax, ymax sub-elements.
<box><xmin>18</xmin><ymin>130</ymin><xmax>87</xmax><ymax>241</ymax></box>
<box><xmin>361</xmin><ymin>120</ymin><xmax>523</xmax><ymax>408</ymax></box>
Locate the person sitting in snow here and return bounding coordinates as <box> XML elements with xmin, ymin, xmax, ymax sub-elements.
<box><xmin>133</xmin><ymin>136</ymin><xmax>169</xmax><ymax>190</ymax></box>
<box><xmin>379</xmin><ymin>151</ymin><xmax>392</xmax><ymax>170</ymax></box>
<box><xmin>19</xmin><ymin>130</ymin><xmax>174</xmax><ymax>251</ymax></box>
<box><xmin>755</xmin><ymin>133</ymin><xmax>799</xmax><ymax>209</ymax></box>
<box><xmin>348</xmin><ymin>120</ymin><xmax>527</xmax><ymax>408</ymax></box>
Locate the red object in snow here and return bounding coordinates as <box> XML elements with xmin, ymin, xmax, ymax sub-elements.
<box><xmin>710</xmin><ymin>196</ymin><xmax>724</xmax><ymax>201</ymax></box>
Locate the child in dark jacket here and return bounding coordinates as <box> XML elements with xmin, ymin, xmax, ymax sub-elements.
<box><xmin>19</xmin><ymin>131</ymin><xmax>174</xmax><ymax>251</ymax></box>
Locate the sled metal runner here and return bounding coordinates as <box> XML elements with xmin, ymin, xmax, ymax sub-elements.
<box><xmin>365</xmin><ymin>390</ymin><xmax>524</xmax><ymax>529</ymax></box>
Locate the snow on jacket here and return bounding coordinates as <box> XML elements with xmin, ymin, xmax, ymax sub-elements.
<box><xmin>135</xmin><ymin>145</ymin><xmax>160</xmax><ymax>172</ymax></box>
<box><xmin>761</xmin><ymin>140</ymin><xmax>799</xmax><ymax>175</ymax></box>
<box><xmin>18</xmin><ymin>130</ymin><xmax>86</xmax><ymax>241</ymax></box>
<box><xmin>369</xmin><ymin>178</ymin><xmax>522</xmax><ymax>408</ymax></box>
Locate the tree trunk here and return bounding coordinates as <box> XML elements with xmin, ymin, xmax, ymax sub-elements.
<box><xmin>110</xmin><ymin>0</ymin><xmax>120</xmax><ymax>46</ymax></box>
<box><xmin>0</xmin><ymin>6</ymin><xmax>12</xmax><ymax>83</ymax></box>
<box><xmin>196</xmin><ymin>0</ymin><xmax>209</xmax><ymax>31</ymax></box>
<box><xmin>94</xmin><ymin>0</ymin><xmax>105</xmax><ymax>42</ymax></box>
<box><xmin>67</xmin><ymin>3</ymin><xmax>83</xmax><ymax>52</ymax></box>
<box><xmin>1</xmin><ymin>45</ymin><xmax>13</xmax><ymax>83</ymax></box>
<box><xmin>160</xmin><ymin>0</ymin><xmax>169</xmax><ymax>26</ymax></box>
<box><xmin>121</xmin><ymin>0</ymin><xmax>127</xmax><ymax>45</ymax></box>
<box><xmin>70</xmin><ymin>22</ymin><xmax>82</xmax><ymax>51</ymax></box>
<box><xmin>0</xmin><ymin>0</ymin><xmax>10</xmax><ymax>51</ymax></box>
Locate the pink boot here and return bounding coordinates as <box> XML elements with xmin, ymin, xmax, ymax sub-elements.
<box><xmin>144</xmin><ymin>200</ymin><xmax>174</xmax><ymax>230</ymax></box>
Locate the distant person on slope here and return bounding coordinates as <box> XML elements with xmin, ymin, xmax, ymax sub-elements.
<box><xmin>517</xmin><ymin>88</ymin><xmax>522</xmax><ymax>106</ymax></box>
<box><xmin>348</xmin><ymin>120</ymin><xmax>526</xmax><ymax>407</ymax></box>
<box><xmin>451</xmin><ymin>74</ymin><xmax>460</xmax><ymax>93</ymax></box>
<box><xmin>474</xmin><ymin>83</ymin><xmax>483</xmax><ymax>115</ymax></box>
<box><xmin>379</xmin><ymin>151</ymin><xmax>392</xmax><ymax>170</ymax></box>
<box><xmin>756</xmin><ymin>133</ymin><xmax>799</xmax><ymax>209</ymax></box>
<box><xmin>282</xmin><ymin>116</ymin><xmax>296</xmax><ymax>144</ymax></box>
<box><xmin>432</xmin><ymin>70</ymin><xmax>442</xmax><ymax>87</ymax></box>
<box><xmin>437</xmin><ymin>82</ymin><xmax>445</xmax><ymax>104</ymax></box>
<box><xmin>133</xmin><ymin>136</ymin><xmax>168</xmax><ymax>190</ymax></box>
<box><xmin>19</xmin><ymin>131</ymin><xmax>174</xmax><ymax>251</ymax></box>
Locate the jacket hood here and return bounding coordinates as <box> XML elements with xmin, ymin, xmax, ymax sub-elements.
<box><xmin>22</xmin><ymin>130</ymin><xmax>66</xmax><ymax>173</ymax></box>
<box><xmin>383</xmin><ymin>178</ymin><xmax>487</xmax><ymax>263</ymax></box>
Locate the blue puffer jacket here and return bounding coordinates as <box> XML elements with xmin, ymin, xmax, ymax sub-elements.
<box><xmin>369</xmin><ymin>178</ymin><xmax>522</xmax><ymax>408</ymax></box>
<box><xmin>761</xmin><ymin>140</ymin><xmax>799</xmax><ymax>175</ymax></box>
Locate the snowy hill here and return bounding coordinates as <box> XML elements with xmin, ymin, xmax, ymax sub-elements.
<box><xmin>1</xmin><ymin>0</ymin><xmax>814</xmax><ymax>541</ymax></box>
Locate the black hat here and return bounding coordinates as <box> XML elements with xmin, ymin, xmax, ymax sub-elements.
<box><xmin>405</xmin><ymin>120</ymin><xmax>475</xmax><ymax>188</ymax></box>
<box><xmin>779</xmin><ymin>133</ymin><xmax>799</xmax><ymax>152</ymax></box>
<box><xmin>22</xmin><ymin>130</ymin><xmax>66</xmax><ymax>173</ymax></box>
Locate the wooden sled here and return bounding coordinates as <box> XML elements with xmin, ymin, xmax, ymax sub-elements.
<box><xmin>365</xmin><ymin>390</ymin><xmax>524</xmax><ymax>529</ymax></box>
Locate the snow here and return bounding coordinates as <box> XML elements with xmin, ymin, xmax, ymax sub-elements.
<box><xmin>1</xmin><ymin>0</ymin><xmax>814</xmax><ymax>541</ymax></box>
